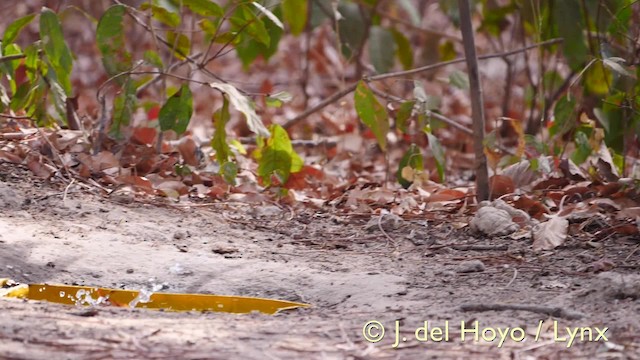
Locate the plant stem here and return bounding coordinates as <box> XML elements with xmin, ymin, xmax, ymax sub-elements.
<box><xmin>458</xmin><ymin>0</ymin><xmax>489</xmax><ymax>201</ymax></box>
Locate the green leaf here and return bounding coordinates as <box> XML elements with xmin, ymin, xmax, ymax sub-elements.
<box><xmin>40</xmin><ymin>8</ymin><xmax>73</xmax><ymax>95</ymax></box>
<box><xmin>257</xmin><ymin>124</ymin><xmax>302</xmax><ymax>187</ymax></box>
<box><xmin>3</xmin><ymin>14</ymin><xmax>36</xmax><ymax>49</ymax></box>
<box><xmin>221</xmin><ymin>161</ymin><xmax>238</xmax><ymax>185</ymax></box>
<box><xmin>282</xmin><ymin>0</ymin><xmax>307</xmax><ymax>35</ymax></box>
<box><xmin>426</xmin><ymin>132</ymin><xmax>446</xmax><ymax>182</ymax></box>
<box><xmin>212</xmin><ymin>97</ymin><xmax>232</xmax><ymax>164</ymax></box>
<box><xmin>110</xmin><ymin>80</ymin><xmax>137</xmax><ymax>138</ymax></box>
<box><xmin>390</xmin><ymin>29</ymin><xmax>413</xmax><ymax>70</ymax></box>
<box><xmin>183</xmin><ymin>0</ymin><xmax>223</xmax><ymax>17</ymax></box>
<box><xmin>551</xmin><ymin>96</ymin><xmax>576</xmax><ymax>137</ymax></box>
<box><xmin>337</xmin><ymin>2</ymin><xmax>366</xmax><ymax>58</ymax></box>
<box><xmin>231</xmin><ymin>5</ymin><xmax>270</xmax><ymax>47</ymax></box>
<box><xmin>96</xmin><ymin>5</ymin><xmax>131</xmax><ymax>79</ymax></box>
<box><xmin>597</xmin><ymin>92</ymin><xmax>626</xmax><ymax>153</ymax></box>
<box><xmin>449</xmin><ymin>70</ymin><xmax>469</xmax><ymax>90</ymax></box>
<box><xmin>159</xmin><ymin>84</ymin><xmax>193</xmax><ymax>135</ymax></box>
<box><xmin>438</xmin><ymin>40</ymin><xmax>456</xmax><ymax>61</ymax></box>
<box><xmin>24</xmin><ymin>44</ymin><xmax>40</xmax><ymax>82</ymax></box>
<box><xmin>584</xmin><ymin>63</ymin><xmax>612</xmax><ymax>95</ymax></box>
<box><xmin>397</xmin><ymin>144</ymin><xmax>423</xmax><ymax>188</ymax></box>
<box><xmin>369</xmin><ymin>26</ymin><xmax>396</xmax><ymax>74</ymax></box>
<box><xmin>354</xmin><ymin>81</ymin><xmax>389</xmax><ymax>151</ymax></box>
<box><xmin>571</xmin><ymin>131</ymin><xmax>591</xmax><ymax>165</ymax></box>
<box><xmin>140</xmin><ymin>3</ymin><xmax>180</xmax><ymax>27</ymax></box>
<box><xmin>209</xmin><ymin>82</ymin><xmax>270</xmax><ymax>138</ymax></box>
<box><xmin>396</xmin><ymin>101</ymin><xmax>415</xmax><ymax>133</ymax></box>
<box><xmin>166</xmin><ymin>31</ymin><xmax>191</xmax><ymax>60</ymax></box>
<box><xmin>0</xmin><ymin>44</ymin><xmax>22</xmax><ymax>90</ymax></box>
<box><xmin>143</xmin><ymin>50</ymin><xmax>164</xmax><ymax>68</ymax></box>
<box><xmin>554</xmin><ymin>0</ymin><xmax>588</xmax><ymax>70</ymax></box>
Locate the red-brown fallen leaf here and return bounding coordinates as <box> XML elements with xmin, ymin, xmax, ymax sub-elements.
<box><xmin>489</xmin><ymin>175</ymin><xmax>515</xmax><ymax>199</ymax></box>
<box><xmin>77</xmin><ymin>151</ymin><xmax>119</xmax><ymax>172</ymax></box>
<box><xmin>611</xmin><ymin>223</ymin><xmax>639</xmax><ymax>235</ymax></box>
<box><xmin>564</xmin><ymin>186</ymin><xmax>597</xmax><ymax>200</ymax></box>
<box><xmin>116</xmin><ymin>175</ymin><xmax>154</xmax><ymax>192</ymax></box>
<box><xmin>177</xmin><ymin>136</ymin><xmax>199</xmax><ymax>166</ymax></box>
<box><xmin>428</xmin><ymin>188</ymin><xmax>467</xmax><ymax>202</ymax></box>
<box><xmin>596</xmin><ymin>182</ymin><xmax>622</xmax><ymax>197</ymax></box>
<box><xmin>513</xmin><ymin>195</ymin><xmax>548</xmax><ymax>219</ymax></box>
<box><xmin>533</xmin><ymin>177</ymin><xmax>570</xmax><ymax>191</ymax></box>
<box><xmin>27</xmin><ymin>157</ymin><xmax>55</xmax><ymax>178</ymax></box>
<box><xmin>284</xmin><ymin>165</ymin><xmax>324</xmax><ymax>190</ymax></box>
<box><xmin>207</xmin><ymin>184</ymin><xmax>228</xmax><ymax>199</ymax></box>
<box><xmin>0</xmin><ymin>150</ymin><xmax>23</xmax><ymax>163</ymax></box>
<box><xmin>131</xmin><ymin>127</ymin><xmax>157</xmax><ymax>146</ymax></box>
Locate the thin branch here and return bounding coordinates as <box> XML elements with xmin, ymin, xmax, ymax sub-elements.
<box><xmin>114</xmin><ymin>0</ymin><xmax>230</xmax><ymax>86</ymax></box>
<box><xmin>0</xmin><ymin>53</ymin><xmax>26</xmax><ymax>63</ymax></box>
<box><xmin>283</xmin><ymin>38</ymin><xmax>563</xmax><ymax>129</ymax></box>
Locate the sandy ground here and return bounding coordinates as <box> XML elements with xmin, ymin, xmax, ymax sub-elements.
<box><xmin>0</xmin><ymin>163</ymin><xmax>639</xmax><ymax>359</ymax></box>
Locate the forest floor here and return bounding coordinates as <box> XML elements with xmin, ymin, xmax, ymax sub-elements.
<box><xmin>0</xmin><ymin>162</ymin><xmax>639</xmax><ymax>359</ymax></box>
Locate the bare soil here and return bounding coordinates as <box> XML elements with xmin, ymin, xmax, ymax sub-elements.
<box><xmin>0</xmin><ymin>163</ymin><xmax>639</xmax><ymax>359</ymax></box>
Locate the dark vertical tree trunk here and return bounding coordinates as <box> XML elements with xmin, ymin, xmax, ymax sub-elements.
<box><xmin>458</xmin><ymin>0</ymin><xmax>490</xmax><ymax>201</ymax></box>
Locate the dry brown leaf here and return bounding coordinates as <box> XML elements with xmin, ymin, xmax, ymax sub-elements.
<box><xmin>489</xmin><ymin>175</ymin><xmax>515</xmax><ymax>199</ymax></box>
<box><xmin>429</xmin><ymin>188</ymin><xmax>467</xmax><ymax>202</ymax></box>
<box><xmin>532</xmin><ymin>215</ymin><xmax>568</xmax><ymax>251</ymax></box>
<box><xmin>177</xmin><ymin>136</ymin><xmax>199</xmax><ymax>166</ymax></box>
<box><xmin>131</xmin><ymin>127</ymin><xmax>157</xmax><ymax>146</ymax></box>
<box><xmin>27</xmin><ymin>157</ymin><xmax>55</xmax><ymax>178</ymax></box>
<box><xmin>501</xmin><ymin>160</ymin><xmax>537</xmax><ymax>189</ymax></box>
<box><xmin>0</xmin><ymin>149</ymin><xmax>23</xmax><ymax>164</ymax></box>
<box><xmin>116</xmin><ymin>175</ymin><xmax>154</xmax><ymax>192</ymax></box>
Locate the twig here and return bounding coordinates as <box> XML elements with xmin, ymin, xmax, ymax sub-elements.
<box><xmin>63</xmin><ymin>178</ymin><xmax>76</xmax><ymax>202</ymax></box>
<box><xmin>460</xmin><ymin>303</ymin><xmax>584</xmax><ymax>320</ymax></box>
<box><xmin>425</xmin><ymin>244</ymin><xmax>509</xmax><ymax>251</ymax></box>
<box><xmin>283</xmin><ymin>38</ymin><xmax>563</xmax><ymax>129</ymax></box>
<box><xmin>115</xmin><ymin>0</ymin><xmax>230</xmax><ymax>86</ymax></box>
<box><xmin>369</xmin><ymin>86</ymin><xmax>474</xmax><ymax>135</ymax></box>
<box><xmin>504</xmin><ymin>268</ymin><xmax>518</xmax><ymax>288</ymax></box>
<box><xmin>377</xmin><ymin>211</ymin><xmax>398</xmax><ymax>249</ymax></box>
<box><xmin>0</xmin><ymin>53</ymin><xmax>26</xmax><ymax>63</ymax></box>
<box><xmin>452</xmin><ymin>244</ymin><xmax>509</xmax><ymax>251</ymax></box>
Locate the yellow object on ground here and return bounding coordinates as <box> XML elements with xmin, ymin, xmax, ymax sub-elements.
<box><xmin>0</xmin><ymin>279</ymin><xmax>309</xmax><ymax>314</ymax></box>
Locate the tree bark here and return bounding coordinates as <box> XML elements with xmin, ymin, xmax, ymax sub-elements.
<box><xmin>458</xmin><ymin>0</ymin><xmax>490</xmax><ymax>201</ymax></box>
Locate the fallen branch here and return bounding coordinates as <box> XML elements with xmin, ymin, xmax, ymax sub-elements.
<box><xmin>460</xmin><ymin>303</ymin><xmax>584</xmax><ymax>320</ymax></box>
<box><xmin>283</xmin><ymin>38</ymin><xmax>563</xmax><ymax>130</ymax></box>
